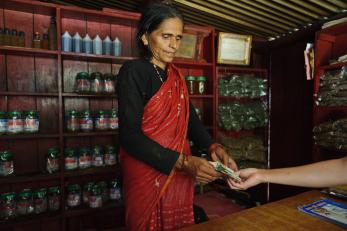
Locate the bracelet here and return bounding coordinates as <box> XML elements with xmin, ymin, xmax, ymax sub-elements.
<box><xmin>208</xmin><ymin>143</ymin><xmax>222</xmax><ymax>155</ymax></box>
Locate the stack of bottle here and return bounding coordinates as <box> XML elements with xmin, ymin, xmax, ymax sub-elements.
<box><xmin>62</xmin><ymin>31</ymin><xmax>121</xmax><ymax>56</ymax></box>
<box><xmin>0</xmin><ymin>28</ymin><xmax>25</xmax><ymax>47</ymax></box>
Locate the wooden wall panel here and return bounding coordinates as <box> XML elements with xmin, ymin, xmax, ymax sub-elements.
<box><xmin>64</xmin><ymin>137</ymin><xmax>91</xmax><ymax>149</ymax></box>
<box><xmin>7</xmin><ymin>96</ymin><xmax>35</xmax><ymax>111</ymax></box>
<box><xmin>37</xmin><ymin>97</ymin><xmax>59</xmax><ymax>133</ymax></box>
<box><xmin>64</xmin><ymin>98</ymin><xmax>89</xmax><ymax>112</ymax></box>
<box><xmin>89</xmin><ymin>98</ymin><xmax>113</xmax><ymax>111</ymax></box>
<box><xmin>88</xmin><ymin>61</ymin><xmax>111</xmax><ymax>73</ymax></box>
<box><xmin>0</xmin><ymin>96</ymin><xmax>7</xmax><ymax>110</ymax></box>
<box><xmin>33</xmin><ymin>12</ymin><xmax>50</xmax><ymax>39</ymax></box>
<box><xmin>7</xmin><ymin>56</ymin><xmax>35</xmax><ymax>92</ymax></box>
<box><xmin>35</xmin><ymin>57</ymin><xmax>58</xmax><ymax>93</ymax></box>
<box><xmin>63</xmin><ymin>60</ymin><xmax>88</xmax><ymax>92</ymax></box>
<box><xmin>61</xmin><ymin>12</ymin><xmax>87</xmax><ymax>37</ymax></box>
<box><xmin>111</xmin><ymin>19</ymin><xmax>132</xmax><ymax>57</ymax></box>
<box><xmin>9</xmin><ymin>140</ymin><xmax>38</xmax><ymax>175</ymax></box>
<box><xmin>87</xmin><ymin>15</ymin><xmax>110</xmax><ymax>40</ymax></box>
<box><xmin>0</xmin><ymin>8</ymin><xmax>5</xmax><ymax>91</ymax></box>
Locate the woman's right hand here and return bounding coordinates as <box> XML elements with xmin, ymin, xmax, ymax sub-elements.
<box><xmin>182</xmin><ymin>156</ymin><xmax>221</xmax><ymax>184</ymax></box>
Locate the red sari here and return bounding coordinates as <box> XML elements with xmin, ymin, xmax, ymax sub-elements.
<box><xmin>120</xmin><ymin>63</ymin><xmax>194</xmax><ymax>231</ymax></box>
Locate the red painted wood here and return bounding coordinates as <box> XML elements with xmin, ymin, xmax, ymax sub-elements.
<box><xmin>111</xmin><ymin>19</ymin><xmax>133</xmax><ymax>57</ymax></box>
<box><xmin>37</xmin><ymin>97</ymin><xmax>59</xmax><ymax>134</ymax></box>
<box><xmin>35</xmin><ymin>57</ymin><xmax>58</xmax><ymax>93</ymax></box>
<box><xmin>63</xmin><ymin>59</ymin><xmax>88</xmax><ymax>93</ymax></box>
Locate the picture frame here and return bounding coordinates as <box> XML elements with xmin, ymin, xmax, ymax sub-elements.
<box><xmin>217</xmin><ymin>32</ymin><xmax>252</xmax><ymax>65</ymax></box>
<box><xmin>175</xmin><ymin>33</ymin><xmax>197</xmax><ymax>60</ymax></box>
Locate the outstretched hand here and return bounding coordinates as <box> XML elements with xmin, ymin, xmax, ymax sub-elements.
<box><xmin>183</xmin><ymin>156</ymin><xmax>221</xmax><ymax>184</ymax></box>
<box><xmin>210</xmin><ymin>146</ymin><xmax>238</xmax><ymax>172</ymax></box>
<box><xmin>227</xmin><ymin>168</ymin><xmax>264</xmax><ymax>190</ymax></box>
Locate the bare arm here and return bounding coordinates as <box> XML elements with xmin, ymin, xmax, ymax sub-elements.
<box><xmin>228</xmin><ymin>157</ymin><xmax>347</xmax><ymax>190</ymax></box>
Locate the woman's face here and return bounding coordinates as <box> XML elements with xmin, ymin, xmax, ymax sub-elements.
<box><xmin>142</xmin><ymin>17</ymin><xmax>183</xmax><ymax>69</ymax></box>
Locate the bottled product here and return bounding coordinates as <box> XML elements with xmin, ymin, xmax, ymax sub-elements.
<box><xmin>0</xmin><ymin>111</ymin><xmax>7</xmax><ymax>135</ymax></box>
<box><xmin>104</xmin><ymin>145</ymin><xmax>117</xmax><ymax>166</ymax></box>
<box><xmin>11</xmin><ymin>29</ymin><xmax>18</xmax><ymax>46</ymax></box>
<box><xmin>98</xmin><ymin>181</ymin><xmax>109</xmax><ymax>203</ymax></box>
<box><xmin>72</xmin><ymin>32</ymin><xmax>82</xmax><ymax>52</ymax></box>
<box><xmin>0</xmin><ymin>151</ymin><xmax>14</xmax><ymax>177</ymax></box>
<box><xmin>18</xmin><ymin>31</ymin><xmax>25</xmax><ymax>47</ymax></box>
<box><xmin>66</xmin><ymin>109</ymin><xmax>80</xmax><ymax>132</ymax></box>
<box><xmin>109</xmin><ymin>108</ymin><xmax>118</xmax><ymax>130</ymax></box>
<box><xmin>42</xmin><ymin>33</ymin><xmax>49</xmax><ymax>49</ymax></box>
<box><xmin>83</xmin><ymin>182</ymin><xmax>94</xmax><ymax>204</ymax></box>
<box><xmin>103</xmin><ymin>35</ymin><xmax>112</xmax><ymax>55</ymax></box>
<box><xmin>112</xmin><ymin>37</ymin><xmax>121</xmax><ymax>56</ymax></box>
<box><xmin>185</xmin><ymin>76</ymin><xmax>196</xmax><ymax>95</ymax></box>
<box><xmin>109</xmin><ymin>178</ymin><xmax>121</xmax><ymax>201</ymax></box>
<box><xmin>0</xmin><ymin>28</ymin><xmax>3</xmax><ymax>45</ymax></box>
<box><xmin>90</xmin><ymin>72</ymin><xmax>104</xmax><ymax>93</ymax></box>
<box><xmin>82</xmin><ymin>33</ymin><xmax>92</xmax><ymax>54</ymax></box>
<box><xmin>16</xmin><ymin>189</ymin><xmax>33</xmax><ymax>216</ymax></box>
<box><xmin>24</xmin><ymin>110</ymin><xmax>39</xmax><ymax>133</ymax></box>
<box><xmin>92</xmin><ymin>34</ymin><xmax>102</xmax><ymax>55</ymax></box>
<box><xmin>78</xmin><ymin>147</ymin><xmax>92</xmax><ymax>169</ymax></box>
<box><xmin>61</xmin><ymin>31</ymin><xmax>72</xmax><ymax>52</ymax></box>
<box><xmin>33</xmin><ymin>32</ymin><xmax>41</xmax><ymax>49</ymax></box>
<box><xmin>91</xmin><ymin>145</ymin><xmax>104</xmax><ymax>167</ymax></box>
<box><xmin>75</xmin><ymin>72</ymin><xmax>90</xmax><ymax>93</ymax></box>
<box><xmin>48</xmin><ymin>16</ymin><xmax>57</xmax><ymax>50</ymax></box>
<box><xmin>0</xmin><ymin>192</ymin><xmax>16</xmax><ymax>220</ymax></box>
<box><xmin>47</xmin><ymin>186</ymin><xmax>60</xmax><ymax>211</ymax></box>
<box><xmin>64</xmin><ymin>148</ymin><xmax>78</xmax><ymax>171</ymax></box>
<box><xmin>66</xmin><ymin>184</ymin><xmax>81</xmax><ymax>208</ymax></box>
<box><xmin>46</xmin><ymin>148</ymin><xmax>59</xmax><ymax>174</ymax></box>
<box><xmin>7</xmin><ymin>111</ymin><xmax>24</xmax><ymax>134</ymax></box>
<box><xmin>89</xmin><ymin>184</ymin><xmax>102</xmax><ymax>208</ymax></box>
<box><xmin>33</xmin><ymin>188</ymin><xmax>47</xmax><ymax>214</ymax></box>
<box><xmin>196</xmin><ymin>76</ymin><xmax>207</xmax><ymax>94</ymax></box>
<box><xmin>3</xmin><ymin>28</ymin><xmax>11</xmax><ymax>46</ymax></box>
<box><xmin>103</xmin><ymin>73</ymin><xmax>116</xmax><ymax>93</ymax></box>
<box><xmin>95</xmin><ymin>110</ymin><xmax>109</xmax><ymax>130</ymax></box>
<box><xmin>79</xmin><ymin>110</ymin><xmax>93</xmax><ymax>132</ymax></box>
<box><xmin>195</xmin><ymin>108</ymin><xmax>203</xmax><ymax>121</ymax></box>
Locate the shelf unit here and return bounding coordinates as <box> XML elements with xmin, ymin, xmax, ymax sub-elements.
<box><xmin>313</xmin><ymin>21</ymin><xmax>347</xmax><ymax>162</ymax></box>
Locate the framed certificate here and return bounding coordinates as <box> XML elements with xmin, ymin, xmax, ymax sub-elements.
<box><xmin>175</xmin><ymin>33</ymin><xmax>197</xmax><ymax>59</ymax></box>
<box><xmin>217</xmin><ymin>32</ymin><xmax>252</xmax><ymax>65</ymax></box>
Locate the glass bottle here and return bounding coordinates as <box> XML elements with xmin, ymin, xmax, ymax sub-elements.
<box><xmin>90</xmin><ymin>72</ymin><xmax>104</xmax><ymax>94</ymax></box>
<box><xmin>196</xmin><ymin>76</ymin><xmax>207</xmax><ymax>94</ymax></box>
<box><xmin>48</xmin><ymin>16</ymin><xmax>57</xmax><ymax>50</ymax></box>
<box><xmin>83</xmin><ymin>182</ymin><xmax>94</xmax><ymax>204</ymax></box>
<box><xmin>16</xmin><ymin>189</ymin><xmax>33</xmax><ymax>216</ymax></box>
<box><xmin>3</xmin><ymin>28</ymin><xmax>11</xmax><ymax>46</ymax></box>
<box><xmin>10</xmin><ymin>29</ymin><xmax>18</xmax><ymax>46</ymax></box>
<box><xmin>91</xmin><ymin>145</ymin><xmax>104</xmax><ymax>167</ymax></box>
<box><xmin>7</xmin><ymin>111</ymin><xmax>24</xmax><ymax>134</ymax></box>
<box><xmin>109</xmin><ymin>108</ymin><xmax>118</xmax><ymax>130</ymax></box>
<box><xmin>46</xmin><ymin>148</ymin><xmax>59</xmax><ymax>174</ymax></box>
<box><xmin>95</xmin><ymin>110</ymin><xmax>109</xmax><ymax>131</ymax></box>
<box><xmin>112</xmin><ymin>37</ymin><xmax>121</xmax><ymax>56</ymax></box>
<box><xmin>66</xmin><ymin>184</ymin><xmax>81</xmax><ymax>208</ymax></box>
<box><xmin>0</xmin><ymin>192</ymin><xmax>16</xmax><ymax>220</ymax></box>
<box><xmin>24</xmin><ymin>110</ymin><xmax>40</xmax><ymax>133</ymax></box>
<box><xmin>89</xmin><ymin>184</ymin><xmax>102</xmax><ymax>208</ymax></box>
<box><xmin>64</xmin><ymin>148</ymin><xmax>78</xmax><ymax>171</ymax></box>
<box><xmin>41</xmin><ymin>33</ymin><xmax>49</xmax><ymax>49</ymax></box>
<box><xmin>61</xmin><ymin>31</ymin><xmax>72</xmax><ymax>52</ymax></box>
<box><xmin>98</xmin><ymin>181</ymin><xmax>109</xmax><ymax>203</ymax></box>
<box><xmin>47</xmin><ymin>186</ymin><xmax>60</xmax><ymax>211</ymax></box>
<box><xmin>92</xmin><ymin>34</ymin><xmax>102</xmax><ymax>55</ymax></box>
<box><xmin>0</xmin><ymin>150</ymin><xmax>14</xmax><ymax>177</ymax></box>
<box><xmin>72</xmin><ymin>32</ymin><xmax>82</xmax><ymax>53</ymax></box>
<box><xmin>74</xmin><ymin>72</ymin><xmax>90</xmax><ymax>93</ymax></box>
<box><xmin>78</xmin><ymin>147</ymin><xmax>92</xmax><ymax>169</ymax></box>
<box><xmin>79</xmin><ymin>110</ymin><xmax>93</xmax><ymax>132</ymax></box>
<box><xmin>33</xmin><ymin>32</ymin><xmax>41</xmax><ymax>49</ymax></box>
<box><xmin>103</xmin><ymin>35</ymin><xmax>112</xmax><ymax>55</ymax></box>
<box><xmin>103</xmin><ymin>73</ymin><xmax>116</xmax><ymax>94</ymax></box>
<box><xmin>18</xmin><ymin>31</ymin><xmax>25</xmax><ymax>47</ymax></box>
<box><xmin>109</xmin><ymin>178</ymin><xmax>121</xmax><ymax>201</ymax></box>
<box><xmin>0</xmin><ymin>111</ymin><xmax>7</xmax><ymax>135</ymax></box>
<box><xmin>104</xmin><ymin>145</ymin><xmax>117</xmax><ymax>166</ymax></box>
<box><xmin>82</xmin><ymin>33</ymin><xmax>92</xmax><ymax>54</ymax></box>
<box><xmin>0</xmin><ymin>28</ymin><xmax>4</xmax><ymax>45</ymax></box>
<box><xmin>33</xmin><ymin>188</ymin><xmax>47</xmax><ymax>214</ymax></box>
<box><xmin>66</xmin><ymin>109</ymin><xmax>80</xmax><ymax>132</ymax></box>
<box><xmin>185</xmin><ymin>76</ymin><xmax>196</xmax><ymax>95</ymax></box>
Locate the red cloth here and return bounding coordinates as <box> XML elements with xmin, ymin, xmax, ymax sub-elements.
<box><xmin>120</xmin><ymin>63</ymin><xmax>195</xmax><ymax>231</ymax></box>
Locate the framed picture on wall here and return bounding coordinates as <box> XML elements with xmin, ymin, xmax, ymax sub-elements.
<box><xmin>217</xmin><ymin>32</ymin><xmax>252</xmax><ymax>65</ymax></box>
<box><xmin>175</xmin><ymin>33</ymin><xmax>198</xmax><ymax>59</ymax></box>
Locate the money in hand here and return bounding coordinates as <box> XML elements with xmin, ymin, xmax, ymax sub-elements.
<box><xmin>209</xmin><ymin>161</ymin><xmax>242</xmax><ymax>183</ymax></box>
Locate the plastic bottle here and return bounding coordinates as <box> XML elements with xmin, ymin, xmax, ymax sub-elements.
<box><xmin>92</xmin><ymin>34</ymin><xmax>102</xmax><ymax>55</ymax></box>
<box><xmin>112</xmin><ymin>37</ymin><xmax>121</xmax><ymax>56</ymax></box>
<box><xmin>61</xmin><ymin>31</ymin><xmax>72</xmax><ymax>52</ymax></box>
<box><xmin>82</xmin><ymin>33</ymin><xmax>92</xmax><ymax>54</ymax></box>
<box><xmin>102</xmin><ymin>35</ymin><xmax>112</xmax><ymax>55</ymax></box>
<box><xmin>72</xmin><ymin>32</ymin><xmax>82</xmax><ymax>53</ymax></box>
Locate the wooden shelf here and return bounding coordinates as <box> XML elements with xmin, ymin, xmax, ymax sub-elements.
<box><xmin>62</xmin><ymin>93</ymin><xmax>117</xmax><ymax>98</ymax></box>
<box><xmin>0</xmin><ymin>173</ymin><xmax>60</xmax><ymax>185</ymax></box>
<box><xmin>218</xmin><ymin>95</ymin><xmax>267</xmax><ymax>101</ymax></box>
<box><xmin>217</xmin><ymin>128</ymin><xmax>265</xmax><ymax>137</ymax></box>
<box><xmin>64</xmin><ymin>201</ymin><xmax>123</xmax><ymax>218</ymax></box>
<box><xmin>0</xmin><ymin>45</ymin><xmax>58</xmax><ymax>56</ymax></box>
<box><xmin>0</xmin><ymin>134</ymin><xmax>59</xmax><ymax>139</ymax></box>
<box><xmin>64</xmin><ymin>165</ymin><xmax>120</xmax><ymax>177</ymax></box>
<box><xmin>318</xmin><ymin>62</ymin><xmax>347</xmax><ymax>71</ymax></box>
<box><xmin>173</xmin><ymin>60</ymin><xmax>213</xmax><ymax>67</ymax></box>
<box><xmin>0</xmin><ymin>212</ymin><xmax>61</xmax><ymax>227</ymax></box>
<box><xmin>314</xmin><ymin>105</ymin><xmax>347</xmax><ymax>110</ymax></box>
<box><xmin>189</xmin><ymin>94</ymin><xmax>213</xmax><ymax>99</ymax></box>
<box><xmin>0</xmin><ymin>92</ymin><xmax>59</xmax><ymax>97</ymax></box>
<box><xmin>61</xmin><ymin>51</ymin><xmax>136</xmax><ymax>62</ymax></box>
<box><xmin>63</xmin><ymin>131</ymin><xmax>118</xmax><ymax>137</ymax></box>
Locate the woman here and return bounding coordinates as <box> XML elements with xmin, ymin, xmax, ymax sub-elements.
<box><xmin>117</xmin><ymin>3</ymin><xmax>237</xmax><ymax>231</ymax></box>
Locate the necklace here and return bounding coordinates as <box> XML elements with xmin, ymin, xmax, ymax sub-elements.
<box><xmin>153</xmin><ymin>64</ymin><xmax>164</xmax><ymax>83</ymax></box>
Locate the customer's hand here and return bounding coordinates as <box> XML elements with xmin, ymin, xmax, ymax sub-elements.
<box><xmin>227</xmin><ymin>168</ymin><xmax>264</xmax><ymax>190</ymax></box>
<box><xmin>183</xmin><ymin>156</ymin><xmax>221</xmax><ymax>184</ymax></box>
<box><xmin>210</xmin><ymin>146</ymin><xmax>238</xmax><ymax>171</ymax></box>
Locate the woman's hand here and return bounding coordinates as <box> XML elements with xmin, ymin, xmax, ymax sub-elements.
<box><xmin>182</xmin><ymin>156</ymin><xmax>221</xmax><ymax>184</ymax></box>
<box><xmin>227</xmin><ymin>168</ymin><xmax>264</xmax><ymax>190</ymax></box>
<box><xmin>210</xmin><ymin>145</ymin><xmax>238</xmax><ymax>171</ymax></box>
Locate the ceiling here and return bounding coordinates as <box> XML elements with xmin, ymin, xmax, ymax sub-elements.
<box><xmin>40</xmin><ymin>0</ymin><xmax>347</xmax><ymax>41</ymax></box>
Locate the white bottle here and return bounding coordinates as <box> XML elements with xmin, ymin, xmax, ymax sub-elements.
<box><xmin>112</xmin><ymin>37</ymin><xmax>121</xmax><ymax>56</ymax></box>
<box><xmin>103</xmin><ymin>35</ymin><xmax>112</xmax><ymax>55</ymax></box>
<box><xmin>82</xmin><ymin>33</ymin><xmax>92</xmax><ymax>54</ymax></box>
<box><xmin>72</xmin><ymin>32</ymin><xmax>82</xmax><ymax>53</ymax></box>
<box><xmin>61</xmin><ymin>31</ymin><xmax>72</xmax><ymax>52</ymax></box>
<box><xmin>93</xmin><ymin>34</ymin><xmax>102</xmax><ymax>55</ymax></box>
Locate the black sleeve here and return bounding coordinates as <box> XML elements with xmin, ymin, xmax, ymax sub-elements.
<box><xmin>117</xmin><ymin>62</ymin><xmax>180</xmax><ymax>175</ymax></box>
<box><xmin>187</xmin><ymin>102</ymin><xmax>214</xmax><ymax>153</ymax></box>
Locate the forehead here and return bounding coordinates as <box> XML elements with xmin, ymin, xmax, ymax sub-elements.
<box><xmin>154</xmin><ymin>17</ymin><xmax>183</xmax><ymax>34</ymax></box>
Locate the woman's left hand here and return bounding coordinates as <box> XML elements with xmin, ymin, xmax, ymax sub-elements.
<box><xmin>210</xmin><ymin>146</ymin><xmax>238</xmax><ymax>171</ymax></box>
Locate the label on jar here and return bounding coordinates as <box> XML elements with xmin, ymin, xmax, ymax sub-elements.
<box><xmin>80</xmin><ymin>118</ymin><xmax>93</xmax><ymax>131</ymax></box>
<box><xmin>24</xmin><ymin>118</ymin><xmax>39</xmax><ymax>133</ymax></box>
<box><xmin>89</xmin><ymin>195</ymin><xmax>102</xmax><ymax>208</ymax></box>
<box><xmin>0</xmin><ymin>119</ymin><xmax>7</xmax><ymax>133</ymax></box>
<box><xmin>67</xmin><ymin>193</ymin><xmax>81</xmax><ymax>207</ymax></box>
<box><xmin>109</xmin><ymin>118</ymin><xmax>118</xmax><ymax>130</ymax></box>
<box><xmin>79</xmin><ymin>156</ymin><xmax>91</xmax><ymax>169</ymax></box>
<box><xmin>0</xmin><ymin>161</ymin><xmax>14</xmax><ymax>176</ymax></box>
<box><xmin>104</xmin><ymin>81</ymin><xmax>115</xmax><ymax>93</ymax></box>
<box><xmin>92</xmin><ymin>156</ymin><xmax>103</xmax><ymax>167</ymax></box>
<box><xmin>76</xmin><ymin>79</ymin><xmax>90</xmax><ymax>92</ymax></box>
<box><xmin>110</xmin><ymin>188</ymin><xmax>121</xmax><ymax>200</ymax></box>
<box><xmin>104</xmin><ymin>154</ymin><xmax>116</xmax><ymax>165</ymax></box>
<box><xmin>65</xmin><ymin>157</ymin><xmax>78</xmax><ymax>170</ymax></box>
<box><xmin>7</xmin><ymin>119</ymin><xmax>24</xmax><ymax>133</ymax></box>
<box><xmin>48</xmin><ymin>196</ymin><xmax>60</xmax><ymax>211</ymax></box>
<box><xmin>198</xmin><ymin>82</ymin><xmax>205</xmax><ymax>94</ymax></box>
<box><xmin>95</xmin><ymin>118</ymin><xmax>108</xmax><ymax>130</ymax></box>
<box><xmin>34</xmin><ymin>198</ymin><xmax>47</xmax><ymax>214</ymax></box>
<box><xmin>47</xmin><ymin>158</ymin><xmax>59</xmax><ymax>173</ymax></box>
<box><xmin>67</xmin><ymin>118</ymin><xmax>79</xmax><ymax>131</ymax></box>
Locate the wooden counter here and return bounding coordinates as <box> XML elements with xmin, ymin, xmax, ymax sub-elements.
<box><xmin>180</xmin><ymin>190</ymin><xmax>346</xmax><ymax>231</ymax></box>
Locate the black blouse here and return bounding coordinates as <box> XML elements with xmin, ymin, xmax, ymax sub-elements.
<box><xmin>117</xmin><ymin>59</ymin><xmax>213</xmax><ymax>175</ymax></box>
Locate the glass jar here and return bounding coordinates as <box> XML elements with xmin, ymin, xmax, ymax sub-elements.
<box><xmin>185</xmin><ymin>76</ymin><xmax>196</xmax><ymax>95</ymax></box>
<box><xmin>196</xmin><ymin>76</ymin><xmax>207</xmax><ymax>95</ymax></box>
<box><xmin>83</xmin><ymin>182</ymin><xmax>94</xmax><ymax>204</ymax></box>
<box><xmin>103</xmin><ymin>73</ymin><xmax>116</xmax><ymax>94</ymax></box>
<box><xmin>91</xmin><ymin>145</ymin><xmax>104</xmax><ymax>167</ymax></box>
<box><xmin>7</xmin><ymin>111</ymin><xmax>24</xmax><ymax>134</ymax></box>
<box><xmin>66</xmin><ymin>110</ymin><xmax>80</xmax><ymax>132</ymax></box>
<box><xmin>75</xmin><ymin>72</ymin><xmax>90</xmax><ymax>93</ymax></box>
<box><xmin>109</xmin><ymin>108</ymin><xmax>118</xmax><ymax>130</ymax></box>
<box><xmin>89</xmin><ymin>184</ymin><xmax>102</xmax><ymax>208</ymax></box>
<box><xmin>109</xmin><ymin>178</ymin><xmax>121</xmax><ymax>201</ymax></box>
<box><xmin>0</xmin><ymin>192</ymin><xmax>16</xmax><ymax>220</ymax></box>
<box><xmin>98</xmin><ymin>181</ymin><xmax>109</xmax><ymax>203</ymax></box>
<box><xmin>66</xmin><ymin>184</ymin><xmax>81</xmax><ymax>208</ymax></box>
<box><xmin>64</xmin><ymin>148</ymin><xmax>78</xmax><ymax>171</ymax></box>
<box><xmin>78</xmin><ymin>147</ymin><xmax>91</xmax><ymax>169</ymax></box>
<box><xmin>104</xmin><ymin>145</ymin><xmax>117</xmax><ymax>166</ymax></box>
<box><xmin>33</xmin><ymin>188</ymin><xmax>47</xmax><ymax>214</ymax></box>
<box><xmin>90</xmin><ymin>72</ymin><xmax>104</xmax><ymax>94</ymax></box>
<box><xmin>0</xmin><ymin>111</ymin><xmax>7</xmax><ymax>135</ymax></box>
<box><xmin>0</xmin><ymin>150</ymin><xmax>14</xmax><ymax>177</ymax></box>
<box><xmin>79</xmin><ymin>110</ymin><xmax>93</xmax><ymax>132</ymax></box>
<box><xmin>16</xmin><ymin>189</ymin><xmax>33</xmax><ymax>216</ymax></box>
<box><xmin>47</xmin><ymin>186</ymin><xmax>60</xmax><ymax>211</ymax></box>
<box><xmin>46</xmin><ymin>148</ymin><xmax>59</xmax><ymax>174</ymax></box>
<box><xmin>95</xmin><ymin>110</ymin><xmax>109</xmax><ymax>131</ymax></box>
<box><xmin>24</xmin><ymin>110</ymin><xmax>40</xmax><ymax>133</ymax></box>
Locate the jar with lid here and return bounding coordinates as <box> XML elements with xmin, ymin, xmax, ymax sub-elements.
<box><xmin>33</xmin><ymin>32</ymin><xmax>41</xmax><ymax>49</ymax></box>
<box><xmin>91</xmin><ymin>145</ymin><xmax>104</xmax><ymax>167</ymax></box>
<box><xmin>94</xmin><ymin>110</ymin><xmax>109</xmax><ymax>131</ymax></box>
<box><xmin>64</xmin><ymin>148</ymin><xmax>78</xmax><ymax>171</ymax></box>
<box><xmin>82</xmin><ymin>182</ymin><xmax>94</xmax><ymax>204</ymax></box>
<box><xmin>75</xmin><ymin>72</ymin><xmax>90</xmax><ymax>93</ymax></box>
<box><xmin>18</xmin><ymin>31</ymin><xmax>25</xmax><ymax>47</ymax></box>
<box><xmin>3</xmin><ymin>28</ymin><xmax>11</xmax><ymax>46</ymax></box>
<box><xmin>0</xmin><ymin>111</ymin><xmax>7</xmax><ymax>135</ymax></box>
<box><xmin>79</xmin><ymin>110</ymin><xmax>93</xmax><ymax>132</ymax></box>
<box><xmin>103</xmin><ymin>73</ymin><xmax>116</xmax><ymax>94</ymax></box>
<box><xmin>0</xmin><ymin>28</ymin><xmax>4</xmax><ymax>45</ymax></box>
<box><xmin>16</xmin><ymin>189</ymin><xmax>33</xmax><ymax>216</ymax></box>
<box><xmin>78</xmin><ymin>147</ymin><xmax>91</xmax><ymax>169</ymax></box>
<box><xmin>185</xmin><ymin>76</ymin><xmax>196</xmax><ymax>95</ymax></box>
<box><xmin>104</xmin><ymin>145</ymin><xmax>117</xmax><ymax>166</ymax></box>
<box><xmin>109</xmin><ymin>178</ymin><xmax>121</xmax><ymax>201</ymax></box>
<box><xmin>0</xmin><ymin>192</ymin><xmax>16</xmax><ymax>220</ymax></box>
<box><xmin>66</xmin><ymin>184</ymin><xmax>81</xmax><ymax>208</ymax></box>
<box><xmin>90</xmin><ymin>72</ymin><xmax>104</xmax><ymax>94</ymax></box>
<box><xmin>11</xmin><ymin>29</ymin><xmax>18</xmax><ymax>46</ymax></box>
<box><xmin>47</xmin><ymin>186</ymin><xmax>60</xmax><ymax>211</ymax></box>
<box><xmin>66</xmin><ymin>110</ymin><xmax>80</xmax><ymax>132</ymax></box>
<box><xmin>89</xmin><ymin>184</ymin><xmax>102</xmax><ymax>208</ymax></box>
<box><xmin>24</xmin><ymin>110</ymin><xmax>40</xmax><ymax>133</ymax></box>
<box><xmin>196</xmin><ymin>76</ymin><xmax>207</xmax><ymax>95</ymax></box>
<box><xmin>7</xmin><ymin>111</ymin><xmax>24</xmax><ymax>134</ymax></box>
<box><xmin>46</xmin><ymin>148</ymin><xmax>59</xmax><ymax>174</ymax></box>
<box><xmin>33</xmin><ymin>188</ymin><xmax>47</xmax><ymax>214</ymax></box>
<box><xmin>98</xmin><ymin>181</ymin><xmax>109</xmax><ymax>203</ymax></box>
<box><xmin>109</xmin><ymin>108</ymin><xmax>118</xmax><ymax>130</ymax></box>
<box><xmin>0</xmin><ymin>151</ymin><xmax>14</xmax><ymax>177</ymax></box>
